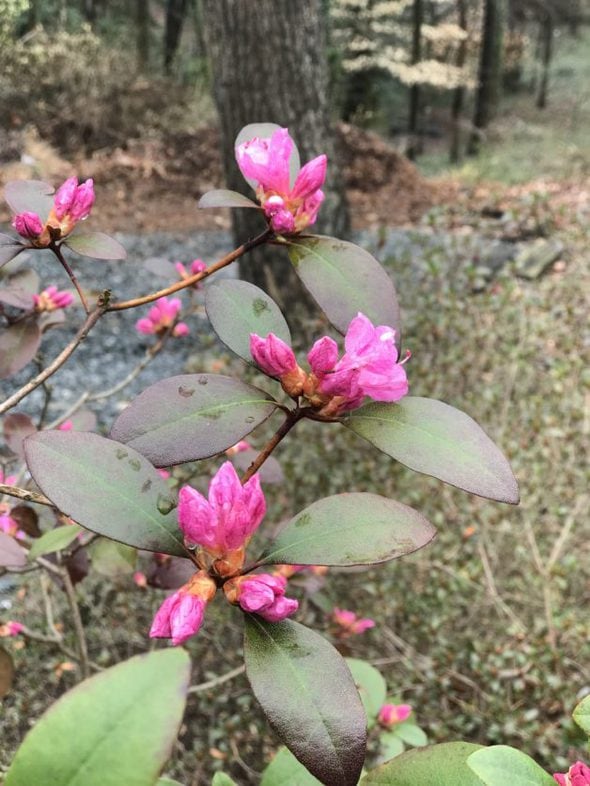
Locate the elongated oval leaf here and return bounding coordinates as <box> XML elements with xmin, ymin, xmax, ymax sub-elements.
<box><xmin>573</xmin><ymin>695</ymin><xmax>590</xmax><ymax>735</ymax></box>
<box><xmin>346</xmin><ymin>658</ymin><xmax>387</xmax><ymax>721</ymax></box>
<box><xmin>0</xmin><ymin>532</ymin><xmax>27</xmax><ymax>567</ymax></box>
<box><xmin>24</xmin><ymin>431</ymin><xmax>186</xmax><ymax>556</ymax></box>
<box><xmin>0</xmin><ymin>318</ymin><xmax>41</xmax><ymax>379</ymax></box>
<box><xmin>206</xmin><ymin>280</ymin><xmax>291</xmax><ymax>364</ymax></box>
<box><xmin>235</xmin><ymin>123</ymin><xmax>300</xmax><ymax>190</ymax></box>
<box><xmin>199</xmin><ymin>189</ymin><xmax>259</xmax><ymax>209</ymax></box>
<box><xmin>362</xmin><ymin>742</ymin><xmax>485</xmax><ymax>785</ymax></box>
<box><xmin>110</xmin><ymin>374</ymin><xmax>278</xmax><ymax>466</ymax></box>
<box><xmin>286</xmin><ymin>236</ymin><xmax>401</xmax><ymax>342</ymax></box>
<box><xmin>28</xmin><ymin>524</ymin><xmax>82</xmax><ymax>560</ymax></box>
<box><xmin>0</xmin><ymin>269</ymin><xmax>39</xmax><ymax>308</ymax></box>
<box><xmin>211</xmin><ymin>775</ymin><xmax>239</xmax><ymax>786</ymax></box>
<box><xmin>345</xmin><ymin>397</ymin><xmax>519</xmax><ymax>504</ymax></box>
<box><xmin>467</xmin><ymin>746</ymin><xmax>555</xmax><ymax>785</ymax></box>
<box><xmin>3</xmin><ymin>413</ymin><xmax>37</xmax><ymax>459</ymax></box>
<box><xmin>4</xmin><ymin>180</ymin><xmax>54</xmax><ymax>220</ymax></box>
<box><xmin>5</xmin><ymin>649</ymin><xmax>191</xmax><ymax>786</ymax></box>
<box><xmin>244</xmin><ymin>617</ymin><xmax>366</xmax><ymax>786</ymax></box>
<box><xmin>393</xmin><ymin>722</ymin><xmax>428</xmax><ymax>747</ymax></box>
<box><xmin>261</xmin><ymin>747</ymin><xmax>322</xmax><ymax>785</ymax></box>
<box><xmin>259</xmin><ymin>492</ymin><xmax>435</xmax><ymax>567</ymax></box>
<box><xmin>64</xmin><ymin>231</ymin><xmax>126</xmax><ymax>260</ymax></box>
<box><xmin>0</xmin><ymin>235</ymin><xmax>26</xmax><ymax>269</ymax></box>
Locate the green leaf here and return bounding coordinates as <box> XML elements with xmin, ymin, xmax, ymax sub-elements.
<box><xmin>110</xmin><ymin>374</ymin><xmax>278</xmax><ymax>466</ymax></box>
<box><xmin>64</xmin><ymin>231</ymin><xmax>127</xmax><ymax>260</ymax></box>
<box><xmin>0</xmin><ymin>532</ymin><xmax>27</xmax><ymax>568</ymax></box>
<box><xmin>244</xmin><ymin>617</ymin><xmax>366</xmax><ymax>786</ymax></box>
<box><xmin>261</xmin><ymin>747</ymin><xmax>322</xmax><ymax>786</ymax></box>
<box><xmin>4</xmin><ymin>180</ymin><xmax>54</xmax><ymax>221</ymax></box>
<box><xmin>235</xmin><ymin>123</ymin><xmax>300</xmax><ymax>190</ymax></box>
<box><xmin>24</xmin><ymin>431</ymin><xmax>185</xmax><ymax>556</ymax></box>
<box><xmin>89</xmin><ymin>539</ymin><xmax>137</xmax><ymax>579</ymax></box>
<box><xmin>259</xmin><ymin>492</ymin><xmax>436</xmax><ymax>567</ymax></box>
<box><xmin>205</xmin><ymin>280</ymin><xmax>291</xmax><ymax>364</ymax></box>
<box><xmin>345</xmin><ymin>397</ymin><xmax>519</xmax><ymax>504</ymax></box>
<box><xmin>211</xmin><ymin>775</ymin><xmax>239</xmax><ymax>786</ymax></box>
<box><xmin>0</xmin><ymin>317</ymin><xmax>41</xmax><ymax>379</ymax></box>
<box><xmin>467</xmin><ymin>746</ymin><xmax>555</xmax><ymax>785</ymax></box>
<box><xmin>198</xmin><ymin>189</ymin><xmax>259</xmax><ymax>209</ymax></box>
<box><xmin>345</xmin><ymin>658</ymin><xmax>387</xmax><ymax>721</ymax></box>
<box><xmin>573</xmin><ymin>695</ymin><xmax>590</xmax><ymax>735</ymax></box>
<box><xmin>362</xmin><ymin>742</ymin><xmax>485</xmax><ymax>785</ymax></box>
<box><xmin>379</xmin><ymin>732</ymin><xmax>405</xmax><ymax>761</ymax></box>
<box><xmin>392</xmin><ymin>722</ymin><xmax>428</xmax><ymax>747</ymax></box>
<box><xmin>5</xmin><ymin>649</ymin><xmax>191</xmax><ymax>786</ymax></box>
<box><xmin>286</xmin><ymin>236</ymin><xmax>401</xmax><ymax>341</ymax></box>
<box><xmin>28</xmin><ymin>524</ymin><xmax>82</xmax><ymax>560</ymax></box>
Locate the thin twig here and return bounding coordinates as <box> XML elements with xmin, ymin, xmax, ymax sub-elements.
<box><xmin>107</xmin><ymin>228</ymin><xmax>272</xmax><ymax>312</ymax></box>
<box><xmin>240</xmin><ymin>409</ymin><xmax>302</xmax><ymax>486</ymax></box>
<box><xmin>0</xmin><ymin>484</ymin><xmax>53</xmax><ymax>507</ymax></box>
<box><xmin>51</xmin><ymin>242</ymin><xmax>90</xmax><ymax>314</ymax></box>
<box><xmin>0</xmin><ymin>305</ymin><xmax>105</xmax><ymax>415</ymax></box>
<box><xmin>59</xmin><ymin>563</ymin><xmax>90</xmax><ymax>679</ymax></box>
<box><xmin>188</xmin><ymin>664</ymin><xmax>245</xmax><ymax>694</ymax></box>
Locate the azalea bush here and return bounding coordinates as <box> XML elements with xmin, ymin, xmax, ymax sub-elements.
<box><xmin>0</xmin><ymin>123</ymin><xmax>584</xmax><ymax>785</ymax></box>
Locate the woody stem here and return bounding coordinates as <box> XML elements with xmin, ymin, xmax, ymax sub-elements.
<box><xmin>240</xmin><ymin>408</ymin><xmax>303</xmax><ymax>485</ymax></box>
<box><xmin>51</xmin><ymin>242</ymin><xmax>90</xmax><ymax>315</ymax></box>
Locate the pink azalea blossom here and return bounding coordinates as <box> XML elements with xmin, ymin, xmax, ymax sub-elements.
<box><xmin>235</xmin><ymin>127</ymin><xmax>326</xmax><ymax>234</ymax></box>
<box><xmin>332</xmin><ymin>607</ymin><xmax>376</xmax><ymax>636</ymax></box>
<box><xmin>554</xmin><ymin>762</ymin><xmax>590</xmax><ymax>786</ymax></box>
<box><xmin>149</xmin><ymin>570</ymin><xmax>216</xmax><ymax>646</ymax></box>
<box><xmin>135</xmin><ymin>296</ymin><xmax>189</xmax><ymax>338</ymax></box>
<box><xmin>53</xmin><ymin>176</ymin><xmax>95</xmax><ymax>223</ymax></box>
<box><xmin>225</xmin><ymin>440</ymin><xmax>251</xmax><ymax>457</ymax></box>
<box><xmin>315</xmin><ymin>313</ymin><xmax>409</xmax><ymax>409</ymax></box>
<box><xmin>12</xmin><ymin>211</ymin><xmax>43</xmax><ymax>240</ymax></box>
<box><xmin>378</xmin><ymin>703</ymin><xmax>413</xmax><ymax>727</ymax></box>
<box><xmin>178</xmin><ymin>461</ymin><xmax>265</xmax><ymax>556</ymax></box>
<box><xmin>226</xmin><ymin>573</ymin><xmax>298</xmax><ymax>622</ymax></box>
<box><xmin>58</xmin><ymin>420</ymin><xmax>74</xmax><ymax>431</ymax></box>
<box><xmin>0</xmin><ymin>621</ymin><xmax>24</xmax><ymax>637</ymax></box>
<box><xmin>175</xmin><ymin>258</ymin><xmax>208</xmax><ymax>287</ymax></box>
<box><xmin>34</xmin><ymin>286</ymin><xmax>75</xmax><ymax>312</ymax></box>
<box><xmin>250</xmin><ymin>333</ymin><xmax>297</xmax><ymax>377</ymax></box>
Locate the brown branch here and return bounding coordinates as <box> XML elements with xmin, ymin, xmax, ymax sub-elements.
<box><xmin>59</xmin><ymin>563</ymin><xmax>90</xmax><ymax>679</ymax></box>
<box><xmin>107</xmin><ymin>228</ymin><xmax>273</xmax><ymax>312</ymax></box>
<box><xmin>0</xmin><ymin>305</ymin><xmax>105</xmax><ymax>415</ymax></box>
<box><xmin>51</xmin><ymin>242</ymin><xmax>90</xmax><ymax>314</ymax></box>
<box><xmin>187</xmin><ymin>664</ymin><xmax>245</xmax><ymax>694</ymax></box>
<box><xmin>0</xmin><ymin>483</ymin><xmax>53</xmax><ymax>507</ymax></box>
<box><xmin>240</xmin><ymin>409</ymin><xmax>302</xmax><ymax>486</ymax></box>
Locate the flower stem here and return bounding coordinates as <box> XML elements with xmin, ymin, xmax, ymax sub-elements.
<box><xmin>240</xmin><ymin>408</ymin><xmax>303</xmax><ymax>485</ymax></box>
<box><xmin>51</xmin><ymin>242</ymin><xmax>90</xmax><ymax>315</ymax></box>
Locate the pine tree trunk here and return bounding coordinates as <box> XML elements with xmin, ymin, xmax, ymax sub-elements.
<box><xmin>202</xmin><ymin>0</ymin><xmax>350</xmax><ymax>331</ymax></box>
<box><xmin>449</xmin><ymin>0</ymin><xmax>467</xmax><ymax>163</ymax></box>
<box><xmin>164</xmin><ymin>0</ymin><xmax>188</xmax><ymax>74</ymax></box>
<box><xmin>407</xmin><ymin>0</ymin><xmax>423</xmax><ymax>160</ymax></box>
<box><xmin>136</xmin><ymin>0</ymin><xmax>150</xmax><ymax>72</ymax></box>
<box><xmin>536</xmin><ymin>12</ymin><xmax>553</xmax><ymax>109</ymax></box>
<box><xmin>468</xmin><ymin>0</ymin><xmax>505</xmax><ymax>155</ymax></box>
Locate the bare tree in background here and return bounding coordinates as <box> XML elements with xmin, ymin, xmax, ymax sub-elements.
<box><xmin>164</xmin><ymin>0</ymin><xmax>188</xmax><ymax>74</ymax></box>
<box><xmin>202</xmin><ymin>0</ymin><xmax>349</xmax><ymax>325</ymax></box>
<box><xmin>136</xmin><ymin>0</ymin><xmax>151</xmax><ymax>71</ymax></box>
<box><xmin>406</xmin><ymin>0</ymin><xmax>423</xmax><ymax>160</ymax></box>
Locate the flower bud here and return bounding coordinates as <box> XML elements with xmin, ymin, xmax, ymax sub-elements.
<box><xmin>149</xmin><ymin>570</ymin><xmax>216</xmax><ymax>646</ymax></box>
<box><xmin>250</xmin><ymin>332</ymin><xmax>297</xmax><ymax>377</ymax></box>
<box><xmin>34</xmin><ymin>286</ymin><xmax>75</xmax><ymax>312</ymax></box>
<box><xmin>378</xmin><ymin>703</ymin><xmax>412</xmax><ymax>727</ymax></box>
<box><xmin>224</xmin><ymin>573</ymin><xmax>298</xmax><ymax>622</ymax></box>
<box><xmin>554</xmin><ymin>762</ymin><xmax>590</xmax><ymax>786</ymax></box>
<box><xmin>12</xmin><ymin>211</ymin><xmax>43</xmax><ymax>240</ymax></box>
<box><xmin>69</xmin><ymin>178</ymin><xmax>95</xmax><ymax>221</ymax></box>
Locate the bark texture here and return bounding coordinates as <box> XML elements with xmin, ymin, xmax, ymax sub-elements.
<box><xmin>202</xmin><ymin>0</ymin><xmax>349</xmax><ymax>327</ymax></box>
<box><xmin>449</xmin><ymin>0</ymin><xmax>468</xmax><ymax>162</ymax></box>
<box><xmin>164</xmin><ymin>0</ymin><xmax>188</xmax><ymax>74</ymax></box>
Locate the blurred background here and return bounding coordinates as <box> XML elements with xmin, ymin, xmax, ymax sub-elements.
<box><xmin>0</xmin><ymin>1</ymin><xmax>588</xmax><ymax>784</ymax></box>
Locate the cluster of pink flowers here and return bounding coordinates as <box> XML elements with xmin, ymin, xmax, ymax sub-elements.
<box><xmin>150</xmin><ymin>462</ymin><xmax>298</xmax><ymax>646</ymax></box>
<box><xmin>378</xmin><ymin>703</ymin><xmax>412</xmax><ymax>727</ymax></box>
<box><xmin>250</xmin><ymin>312</ymin><xmax>409</xmax><ymax>415</ymax></box>
<box><xmin>175</xmin><ymin>258</ymin><xmax>207</xmax><ymax>287</ymax></box>
<box><xmin>555</xmin><ymin>762</ymin><xmax>590</xmax><ymax>786</ymax></box>
<box><xmin>33</xmin><ymin>286</ymin><xmax>74</xmax><ymax>313</ymax></box>
<box><xmin>135</xmin><ymin>296</ymin><xmax>189</xmax><ymax>338</ymax></box>
<box><xmin>0</xmin><ymin>621</ymin><xmax>24</xmax><ymax>637</ymax></box>
<box><xmin>12</xmin><ymin>176</ymin><xmax>95</xmax><ymax>246</ymax></box>
<box><xmin>332</xmin><ymin>608</ymin><xmax>375</xmax><ymax>637</ymax></box>
<box><xmin>236</xmin><ymin>128</ymin><xmax>326</xmax><ymax>234</ymax></box>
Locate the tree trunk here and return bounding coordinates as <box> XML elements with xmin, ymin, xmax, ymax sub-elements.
<box><xmin>164</xmin><ymin>0</ymin><xmax>188</xmax><ymax>74</ymax></box>
<box><xmin>536</xmin><ymin>11</ymin><xmax>553</xmax><ymax>109</ymax></box>
<box><xmin>468</xmin><ymin>0</ymin><xmax>505</xmax><ymax>155</ymax></box>
<box><xmin>449</xmin><ymin>0</ymin><xmax>467</xmax><ymax>163</ymax></box>
<box><xmin>406</xmin><ymin>0</ymin><xmax>423</xmax><ymax>160</ymax></box>
<box><xmin>202</xmin><ymin>0</ymin><xmax>350</xmax><ymax>332</ymax></box>
<box><xmin>136</xmin><ymin>0</ymin><xmax>150</xmax><ymax>72</ymax></box>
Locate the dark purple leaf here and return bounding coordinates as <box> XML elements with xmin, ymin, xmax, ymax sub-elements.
<box><xmin>4</xmin><ymin>413</ymin><xmax>37</xmax><ymax>459</ymax></box>
<box><xmin>4</xmin><ymin>180</ymin><xmax>54</xmax><ymax>221</ymax></box>
<box><xmin>286</xmin><ymin>235</ymin><xmax>401</xmax><ymax>344</ymax></box>
<box><xmin>245</xmin><ymin>618</ymin><xmax>366</xmax><ymax>786</ymax></box>
<box><xmin>24</xmin><ymin>431</ymin><xmax>186</xmax><ymax>556</ymax></box>
<box><xmin>0</xmin><ymin>532</ymin><xmax>27</xmax><ymax>567</ymax></box>
<box><xmin>345</xmin><ymin>397</ymin><xmax>519</xmax><ymax>504</ymax></box>
<box><xmin>0</xmin><ymin>268</ymin><xmax>38</xmax><ymax>309</ymax></box>
<box><xmin>0</xmin><ymin>235</ymin><xmax>25</xmax><ymax>270</ymax></box>
<box><xmin>146</xmin><ymin>555</ymin><xmax>195</xmax><ymax>589</ymax></box>
<box><xmin>0</xmin><ymin>317</ymin><xmax>41</xmax><ymax>379</ymax></box>
<box><xmin>198</xmin><ymin>189</ymin><xmax>259</xmax><ymax>209</ymax></box>
<box><xmin>64</xmin><ymin>231</ymin><xmax>126</xmax><ymax>260</ymax></box>
<box><xmin>110</xmin><ymin>374</ymin><xmax>278</xmax><ymax>466</ymax></box>
<box><xmin>10</xmin><ymin>505</ymin><xmax>41</xmax><ymax>539</ymax></box>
